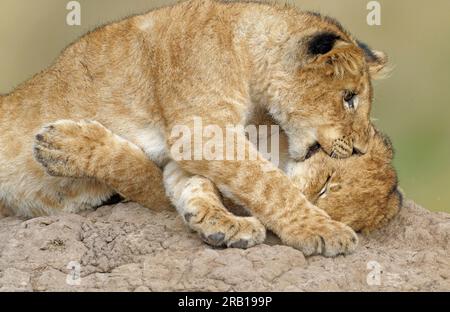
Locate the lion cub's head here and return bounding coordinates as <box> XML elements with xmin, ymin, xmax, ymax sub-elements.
<box><xmin>253</xmin><ymin>11</ymin><xmax>389</xmax><ymax>161</ymax></box>
<box><xmin>286</xmin><ymin>126</ymin><xmax>402</xmax><ymax>233</ymax></box>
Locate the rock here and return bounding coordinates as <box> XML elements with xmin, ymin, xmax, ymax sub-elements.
<box><xmin>0</xmin><ymin>200</ymin><xmax>449</xmax><ymax>291</ymax></box>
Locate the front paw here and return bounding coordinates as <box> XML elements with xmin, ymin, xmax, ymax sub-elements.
<box><xmin>280</xmin><ymin>215</ymin><xmax>358</xmax><ymax>257</ymax></box>
<box><xmin>185</xmin><ymin>210</ymin><xmax>266</xmax><ymax>249</ymax></box>
<box><xmin>33</xmin><ymin>120</ymin><xmax>110</xmax><ymax>178</ymax></box>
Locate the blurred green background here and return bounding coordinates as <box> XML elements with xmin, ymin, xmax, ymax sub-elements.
<box><xmin>0</xmin><ymin>0</ymin><xmax>449</xmax><ymax>212</ymax></box>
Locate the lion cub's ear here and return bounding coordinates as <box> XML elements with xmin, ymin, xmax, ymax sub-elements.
<box><xmin>305</xmin><ymin>33</ymin><xmax>390</xmax><ymax>79</ymax></box>
<box><xmin>305</xmin><ymin>32</ymin><xmax>364</xmax><ymax>78</ymax></box>
<box><xmin>357</xmin><ymin>40</ymin><xmax>390</xmax><ymax>79</ymax></box>
<box><xmin>307</xmin><ymin>32</ymin><xmax>341</xmax><ymax>56</ymax></box>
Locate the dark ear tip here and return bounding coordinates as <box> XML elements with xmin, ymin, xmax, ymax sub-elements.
<box><xmin>357</xmin><ymin>40</ymin><xmax>387</xmax><ymax>64</ymax></box>
<box><xmin>308</xmin><ymin>32</ymin><xmax>341</xmax><ymax>55</ymax></box>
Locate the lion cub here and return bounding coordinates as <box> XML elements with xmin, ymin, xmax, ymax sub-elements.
<box><xmin>0</xmin><ymin>0</ymin><xmax>390</xmax><ymax>256</ymax></box>
<box><xmin>284</xmin><ymin>126</ymin><xmax>401</xmax><ymax>234</ymax></box>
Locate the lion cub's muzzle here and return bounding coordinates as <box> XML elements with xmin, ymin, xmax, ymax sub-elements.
<box><xmin>330</xmin><ymin>136</ymin><xmax>364</xmax><ymax>159</ymax></box>
<box><xmin>304</xmin><ymin>139</ymin><xmax>364</xmax><ymax>160</ymax></box>
<box><xmin>330</xmin><ymin>137</ymin><xmax>367</xmax><ymax>159</ymax></box>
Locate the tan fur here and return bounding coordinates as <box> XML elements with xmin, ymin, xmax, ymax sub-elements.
<box><xmin>163</xmin><ymin>161</ymin><xmax>266</xmax><ymax>248</ymax></box>
<box><xmin>285</xmin><ymin>126</ymin><xmax>401</xmax><ymax>234</ymax></box>
<box><xmin>34</xmin><ymin>120</ymin><xmax>171</xmax><ymax>211</ymax></box>
<box><xmin>0</xmin><ymin>0</ymin><xmax>387</xmax><ymax>256</ymax></box>
<box><xmin>244</xmin><ymin>110</ymin><xmax>401</xmax><ymax>233</ymax></box>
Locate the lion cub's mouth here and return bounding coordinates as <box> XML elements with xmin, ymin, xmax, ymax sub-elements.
<box><xmin>305</xmin><ymin>143</ymin><xmax>321</xmax><ymax>160</ymax></box>
<box><xmin>351</xmin><ymin>147</ymin><xmax>364</xmax><ymax>156</ymax></box>
<box><xmin>305</xmin><ymin>143</ymin><xmax>364</xmax><ymax>160</ymax></box>
<box><xmin>330</xmin><ymin>146</ymin><xmax>364</xmax><ymax>159</ymax></box>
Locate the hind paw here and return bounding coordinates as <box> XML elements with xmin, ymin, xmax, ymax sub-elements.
<box><xmin>33</xmin><ymin>120</ymin><xmax>112</xmax><ymax>178</ymax></box>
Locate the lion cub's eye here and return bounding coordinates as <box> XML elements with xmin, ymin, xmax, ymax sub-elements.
<box><xmin>318</xmin><ymin>175</ymin><xmax>332</xmax><ymax>198</ymax></box>
<box><xmin>343</xmin><ymin>90</ymin><xmax>358</xmax><ymax>110</ymax></box>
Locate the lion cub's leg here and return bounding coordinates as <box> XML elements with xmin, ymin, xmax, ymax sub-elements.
<box><xmin>33</xmin><ymin>120</ymin><xmax>265</xmax><ymax>248</ymax></box>
<box><xmin>163</xmin><ymin>161</ymin><xmax>266</xmax><ymax>248</ymax></box>
<box><xmin>33</xmin><ymin>120</ymin><xmax>172</xmax><ymax>211</ymax></box>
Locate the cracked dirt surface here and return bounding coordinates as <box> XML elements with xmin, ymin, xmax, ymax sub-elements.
<box><xmin>0</xmin><ymin>199</ymin><xmax>449</xmax><ymax>291</ymax></box>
